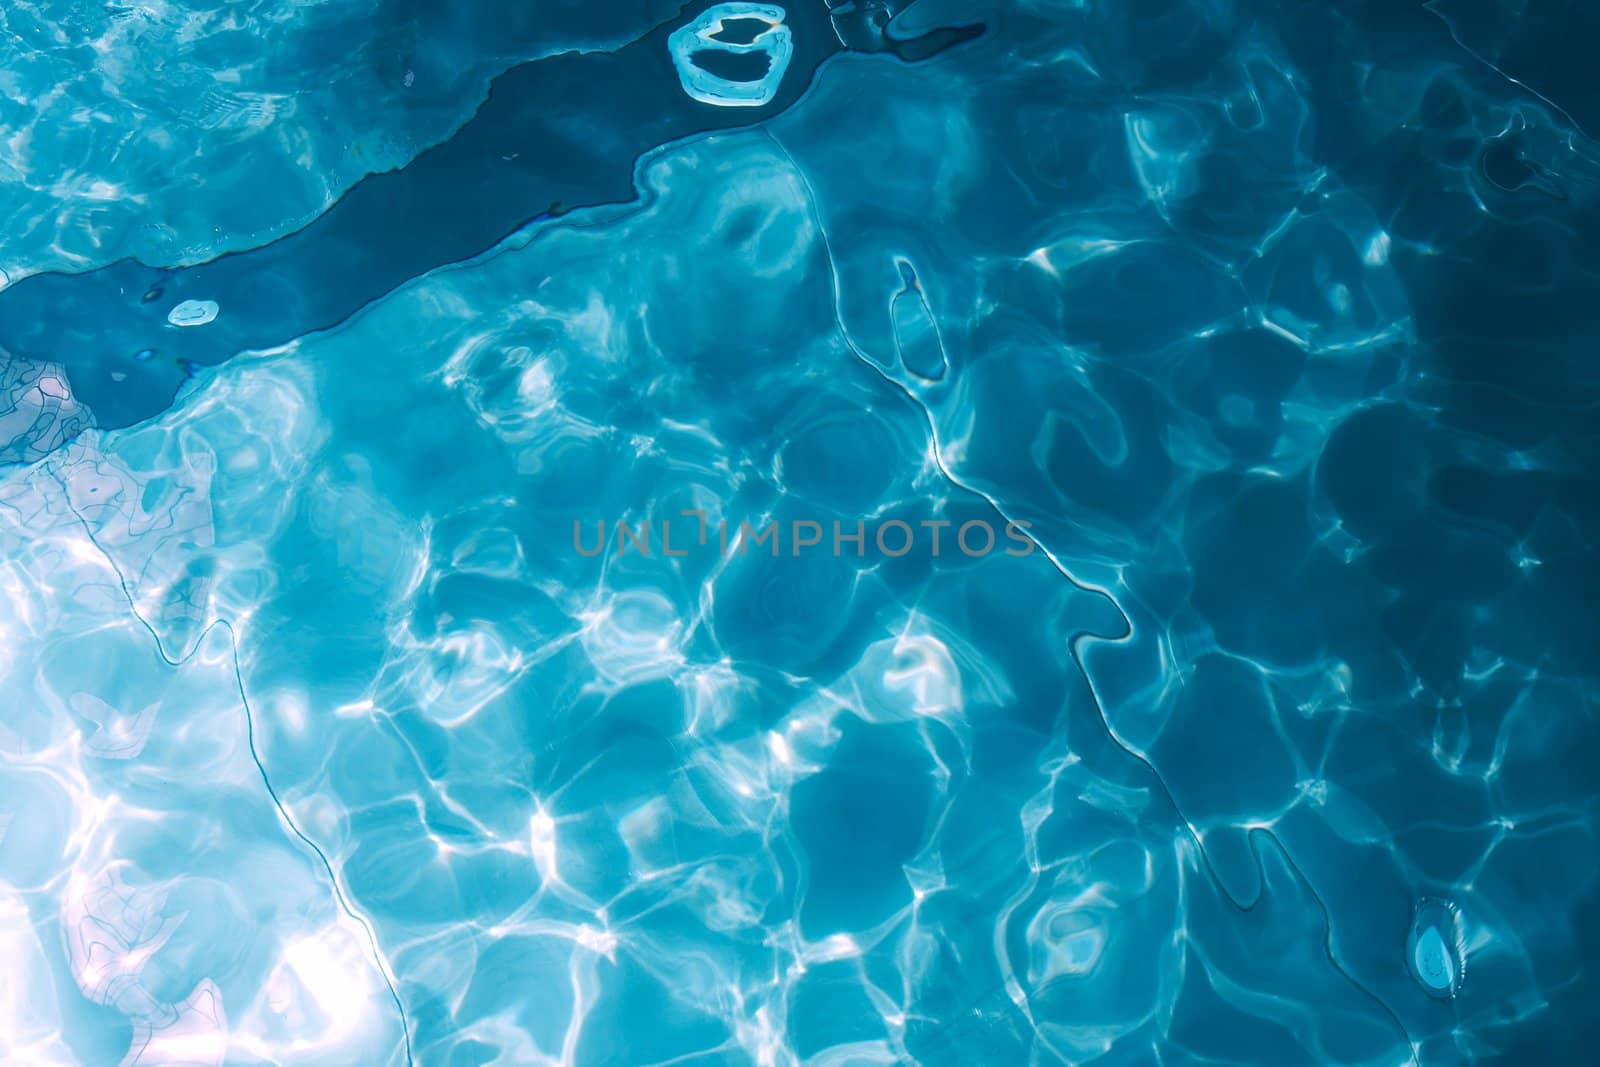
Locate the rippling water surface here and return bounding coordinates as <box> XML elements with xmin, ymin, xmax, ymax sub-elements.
<box><xmin>2</xmin><ymin>1</ymin><xmax>1598</xmax><ymax>1064</ymax></box>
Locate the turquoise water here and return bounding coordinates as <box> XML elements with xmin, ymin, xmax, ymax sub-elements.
<box><xmin>2</xmin><ymin>1</ymin><xmax>1598</xmax><ymax>1064</ymax></box>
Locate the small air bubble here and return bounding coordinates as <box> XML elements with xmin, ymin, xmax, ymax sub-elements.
<box><xmin>1407</xmin><ymin>897</ymin><xmax>1466</xmax><ymax>998</ymax></box>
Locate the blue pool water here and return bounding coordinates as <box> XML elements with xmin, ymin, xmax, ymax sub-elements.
<box><xmin>1</xmin><ymin>1</ymin><xmax>1598</xmax><ymax>1064</ymax></box>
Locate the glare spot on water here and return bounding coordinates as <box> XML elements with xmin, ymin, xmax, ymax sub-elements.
<box><xmin>529</xmin><ymin>804</ymin><xmax>561</xmax><ymax>884</ymax></box>
<box><xmin>580</xmin><ymin>587</ymin><xmax>686</xmax><ymax>686</ymax></box>
<box><xmin>1363</xmin><ymin>230</ymin><xmax>1391</xmax><ymax>267</ymax></box>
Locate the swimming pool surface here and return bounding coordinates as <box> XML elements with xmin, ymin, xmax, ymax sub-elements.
<box><xmin>2</xmin><ymin>1</ymin><xmax>1598</xmax><ymax>1064</ymax></box>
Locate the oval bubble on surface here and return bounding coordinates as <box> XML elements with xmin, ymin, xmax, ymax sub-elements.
<box><xmin>167</xmin><ymin>299</ymin><xmax>219</xmax><ymax>327</ymax></box>
<box><xmin>1407</xmin><ymin>897</ymin><xmax>1466</xmax><ymax>998</ymax></box>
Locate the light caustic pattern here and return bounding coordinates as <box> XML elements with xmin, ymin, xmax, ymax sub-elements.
<box><xmin>0</xmin><ymin>0</ymin><xmax>681</xmax><ymax>281</ymax></box>
<box><xmin>3</xmin><ymin>1</ymin><xmax>1600</xmax><ymax>1065</ymax></box>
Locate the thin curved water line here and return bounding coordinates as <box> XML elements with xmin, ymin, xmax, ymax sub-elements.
<box><xmin>911</xmin><ymin>357</ymin><xmax>1421</xmax><ymax>1062</ymax></box>
<box><xmin>763</xmin><ymin>129</ymin><xmax>1422</xmax><ymax>1060</ymax></box>
<box><xmin>44</xmin><ymin>465</ymin><xmax>417</xmax><ymax>1067</ymax></box>
<box><xmin>1236</xmin><ymin>824</ymin><xmax>1426</xmax><ymax>1066</ymax></box>
<box><xmin>1422</xmin><ymin>0</ymin><xmax>1593</xmax><ymax>142</ymax></box>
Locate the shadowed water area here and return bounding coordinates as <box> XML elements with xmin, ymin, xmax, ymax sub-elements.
<box><xmin>0</xmin><ymin>0</ymin><xmax>979</xmax><ymax>430</ymax></box>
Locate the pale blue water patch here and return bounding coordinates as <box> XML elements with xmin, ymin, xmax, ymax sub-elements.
<box><xmin>2</xmin><ymin>1</ymin><xmax>1600</xmax><ymax>1065</ymax></box>
<box><xmin>0</xmin><ymin>0</ymin><xmax>688</xmax><ymax>279</ymax></box>
<box><xmin>0</xmin><ymin>1</ymin><xmax>976</xmax><ymax>434</ymax></box>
